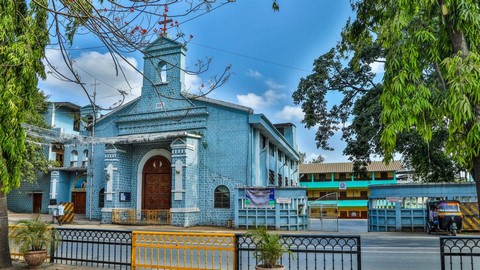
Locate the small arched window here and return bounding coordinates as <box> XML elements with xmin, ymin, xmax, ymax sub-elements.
<box><xmin>214</xmin><ymin>185</ymin><xmax>230</xmax><ymax>208</ymax></box>
<box><xmin>99</xmin><ymin>188</ymin><xmax>105</xmax><ymax>208</ymax></box>
<box><xmin>158</xmin><ymin>61</ymin><xmax>167</xmax><ymax>83</ymax></box>
<box><xmin>82</xmin><ymin>149</ymin><xmax>89</xmax><ymax>167</ymax></box>
<box><xmin>70</xmin><ymin>150</ymin><xmax>78</xmax><ymax>167</ymax></box>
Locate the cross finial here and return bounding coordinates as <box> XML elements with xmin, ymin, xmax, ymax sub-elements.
<box><xmin>162</xmin><ymin>5</ymin><xmax>173</xmax><ymax>35</ymax></box>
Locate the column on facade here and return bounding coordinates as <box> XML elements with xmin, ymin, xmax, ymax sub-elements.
<box><xmin>49</xmin><ymin>171</ymin><xmax>59</xmax><ymax>200</ymax></box>
<box><xmin>274</xmin><ymin>144</ymin><xmax>278</xmax><ymax>186</ymax></box>
<box><xmin>265</xmin><ymin>138</ymin><xmax>270</xmax><ymax>186</ymax></box>
<box><xmin>170</xmin><ymin>137</ymin><xmax>200</xmax><ymax>227</ymax></box>
<box><xmin>102</xmin><ymin>146</ymin><xmax>125</xmax><ymax>211</ymax></box>
<box><xmin>253</xmin><ymin>129</ymin><xmax>261</xmax><ymax>186</ymax></box>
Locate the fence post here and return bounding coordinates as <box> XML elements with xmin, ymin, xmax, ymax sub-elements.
<box><xmin>131</xmin><ymin>231</ymin><xmax>136</xmax><ymax>270</ymax></box>
<box><xmin>49</xmin><ymin>228</ymin><xmax>56</xmax><ymax>263</ymax></box>
<box><xmin>439</xmin><ymin>237</ymin><xmax>445</xmax><ymax>270</ymax></box>
<box><xmin>235</xmin><ymin>234</ymin><xmax>240</xmax><ymax>270</ymax></box>
<box><xmin>357</xmin><ymin>236</ymin><xmax>362</xmax><ymax>270</ymax></box>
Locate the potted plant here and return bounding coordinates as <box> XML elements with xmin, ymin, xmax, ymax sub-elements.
<box><xmin>246</xmin><ymin>226</ymin><xmax>292</xmax><ymax>270</ymax></box>
<box><xmin>10</xmin><ymin>216</ymin><xmax>57</xmax><ymax>268</ymax></box>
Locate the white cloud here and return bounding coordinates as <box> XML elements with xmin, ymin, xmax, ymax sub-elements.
<box><xmin>41</xmin><ymin>49</ymin><xmax>142</xmax><ymax>108</ymax></box>
<box><xmin>369</xmin><ymin>59</ymin><xmax>385</xmax><ymax>74</ymax></box>
<box><xmin>274</xmin><ymin>106</ymin><xmax>304</xmax><ymax>122</ymax></box>
<box><xmin>184</xmin><ymin>73</ymin><xmax>203</xmax><ymax>93</ymax></box>
<box><xmin>265</xmin><ymin>79</ymin><xmax>286</xmax><ymax>90</ymax></box>
<box><xmin>236</xmin><ymin>93</ymin><xmax>265</xmax><ymax>109</ymax></box>
<box><xmin>246</xmin><ymin>69</ymin><xmax>262</xmax><ymax>79</ymax></box>
<box><xmin>236</xmin><ymin>90</ymin><xmax>285</xmax><ymax>110</ymax></box>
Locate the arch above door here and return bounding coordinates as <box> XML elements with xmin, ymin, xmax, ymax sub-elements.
<box><xmin>136</xmin><ymin>149</ymin><xmax>171</xmax><ymax>211</ymax></box>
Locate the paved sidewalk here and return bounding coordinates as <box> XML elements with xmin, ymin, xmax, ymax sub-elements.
<box><xmin>7</xmin><ymin>260</ymin><xmax>99</xmax><ymax>270</ymax></box>
<box><xmin>8</xmin><ymin>212</ymin><xmax>368</xmax><ymax>234</ymax></box>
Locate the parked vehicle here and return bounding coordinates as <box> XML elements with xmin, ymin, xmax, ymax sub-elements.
<box><xmin>425</xmin><ymin>200</ymin><xmax>463</xmax><ymax>236</ymax></box>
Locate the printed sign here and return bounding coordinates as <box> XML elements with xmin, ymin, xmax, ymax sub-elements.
<box><xmin>276</xmin><ymin>198</ymin><xmax>291</xmax><ymax>204</ymax></box>
<box><xmin>245</xmin><ymin>188</ymin><xmax>275</xmax><ymax>208</ymax></box>
<box><xmin>119</xmin><ymin>192</ymin><xmax>131</xmax><ymax>202</ymax></box>
<box><xmin>386</xmin><ymin>197</ymin><xmax>403</xmax><ymax>203</ymax></box>
<box><xmin>339</xmin><ymin>182</ymin><xmax>347</xmax><ymax>190</ymax></box>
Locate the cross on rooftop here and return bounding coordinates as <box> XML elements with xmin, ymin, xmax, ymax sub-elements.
<box><xmin>162</xmin><ymin>5</ymin><xmax>173</xmax><ymax>35</ymax></box>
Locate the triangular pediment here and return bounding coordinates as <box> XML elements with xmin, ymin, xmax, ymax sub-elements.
<box><xmin>144</xmin><ymin>36</ymin><xmax>185</xmax><ymax>54</ymax></box>
<box><xmin>171</xmin><ymin>138</ymin><xmax>186</xmax><ymax>146</ymax></box>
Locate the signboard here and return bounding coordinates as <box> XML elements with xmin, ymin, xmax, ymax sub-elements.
<box><xmin>245</xmin><ymin>188</ymin><xmax>275</xmax><ymax>208</ymax></box>
<box><xmin>276</xmin><ymin>198</ymin><xmax>291</xmax><ymax>204</ymax></box>
<box><xmin>119</xmin><ymin>192</ymin><xmax>131</xmax><ymax>202</ymax></box>
<box><xmin>339</xmin><ymin>182</ymin><xmax>347</xmax><ymax>190</ymax></box>
<box><xmin>386</xmin><ymin>197</ymin><xmax>403</xmax><ymax>203</ymax></box>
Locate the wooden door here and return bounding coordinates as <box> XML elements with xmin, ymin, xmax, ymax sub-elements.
<box><xmin>142</xmin><ymin>156</ymin><xmax>171</xmax><ymax>210</ymax></box>
<box><xmin>72</xmin><ymin>192</ymin><xmax>86</xmax><ymax>214</ymax></box>
<box><xmin>32</xmin><ymin>193</ymin><xmax>42</xmax><ymax>213</ymax></box>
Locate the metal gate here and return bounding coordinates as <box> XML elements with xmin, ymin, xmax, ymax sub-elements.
<box><xmin>131</xmin><ymin>231</ymin><xmax>236</xmax><ymax>270</ymax></box>
<box><xmin>308</xmin><ymin>192</ymin><xmax>339</xmax><ymax>231</ymax></box>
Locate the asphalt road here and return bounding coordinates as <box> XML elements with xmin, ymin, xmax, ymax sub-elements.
<box><xmin>361</xmin><ymin>233</ymin><xmax>441</xmax><ymax>270</ymax></box>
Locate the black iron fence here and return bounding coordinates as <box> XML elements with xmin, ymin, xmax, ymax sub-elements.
<box><xmin>236</xmin><ymin>234</ymin><xmax>362</xmax><ymax>270</ymax></box>
<box><xmin>440</xmin><ymin>236</ymin><xmax>480</xmax><ymax>270</ymax></box>
<box><xmin>10</xmin><ymin>227</ymin><xmax>361</xmax><ymax>269</ymax></box>
<box><xmin>51</xmin><ymin>228</ymin><xmax>132</xmax><ymax>269</ymax></box>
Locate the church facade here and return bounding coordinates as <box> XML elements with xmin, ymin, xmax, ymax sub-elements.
<box><xmin>8</xmin><ymin>37</ymin><xmax>308</xmax><ymax>229</ymax></box>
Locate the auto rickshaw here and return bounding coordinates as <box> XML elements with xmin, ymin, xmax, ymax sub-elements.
<box><xmin>425</xmin><ymin>200</ymin><xmax>463</xmax><ymax>236</ymax></box>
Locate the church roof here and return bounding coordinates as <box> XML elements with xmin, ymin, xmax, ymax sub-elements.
<box><xmin>194</xmin><ymin>96</ymin><xmax>253</xmax><ymax>113</ymax></box>
<box><xmin>300</xmin><ymin>161</ymin><xmax>403</xmax><ymax>173</ymax></box>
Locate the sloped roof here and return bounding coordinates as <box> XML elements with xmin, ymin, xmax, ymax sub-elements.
<box><xmin>51</xmin><ymin>102</ymin><xmax>81</xmax><ymax>110</ymax></box>
<box><xmin>194</xmin><ymin>96</ymin><xmax>253</xmax><ymax>113</ymax></box>
<box><xmin>299</xmin><ymin>161</ymin><xmax>403</xmax><ymax>173</ymax></box>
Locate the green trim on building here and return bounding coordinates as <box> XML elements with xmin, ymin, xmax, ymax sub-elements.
<box><xmin>300</xmin><ymin>180</ymin><xmax>396</xmax><ymax>189</ymax></box>
<box><xmin>309</xmin><ymin>200</ymin><xmax>368</xmax><ymax>208</ymax></box>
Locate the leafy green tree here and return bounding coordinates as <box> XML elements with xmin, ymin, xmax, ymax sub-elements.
<box><xmin>294</xmin><ymin>1</ymin><xmax>480</xmax><ymax>207</ymax></box>
<box><xmin>344</xmin><ymin>85</ymin><xmax>459</xmax><ymax>182</ymax></box>
<box><xmin>292</xmin><ymin>21</ymin><xmax>462</xmax><ymax>183</ymax></box>
<box><xmin>341</xmin><ymin>1</ymin><xmax>480</xmax><ymax>209</ymax></box>
<box><xmin>21</xmin><ymin>90</ymin><xmax>50</xmax><ymax>183</ymax></box>
<box><xmin>0</xmin><ymin>1</ymin><xmax>48</xmax><ymax>267</ymax></box>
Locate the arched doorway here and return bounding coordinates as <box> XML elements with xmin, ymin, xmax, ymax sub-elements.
<box><xmin>72</xmin><ymin>175</ymin><xmax>87</xmax><ymax>214</ymax></box>
<box><xmin>142</xmin><ymin>156</ymin><xmax>171</xmax><ymax>210</ymax></box>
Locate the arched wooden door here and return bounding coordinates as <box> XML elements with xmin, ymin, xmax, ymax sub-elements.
<box><xmin>142</xmin><ymin>156</ymin><xmax>171</xmax><ymax>210</ymax></box>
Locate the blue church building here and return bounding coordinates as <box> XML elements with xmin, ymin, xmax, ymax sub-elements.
<box><xmin>8</xmin><ymin>37</ymin><xmax>308</xmax><ymax>230</ymax></box>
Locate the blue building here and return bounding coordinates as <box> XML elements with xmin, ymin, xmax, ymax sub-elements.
<box><xmin>368</xmin><ymin>183</ymin><xmax>478</xmax><ymax>232</ymax></box>
<box><xmin>8</xmin><ymin>37</ymin><xmax>308</xmax><ymax>229</ymax></box>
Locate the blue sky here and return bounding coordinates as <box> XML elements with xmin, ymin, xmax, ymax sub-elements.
<box><xmin>39</xmin><ymin>0</ymin><xmax>356</xmax><ymax>162</ymax></box>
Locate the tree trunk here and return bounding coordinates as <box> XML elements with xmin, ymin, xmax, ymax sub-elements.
<box><xmin>0</xmin><ymin>190</ymin><xmax>12</xmax><ymax>268</ymax></box>
<box><xmin>474</xmin><ymin>156</ymin><xmax>480</xmax><ymax>216</ymax></box>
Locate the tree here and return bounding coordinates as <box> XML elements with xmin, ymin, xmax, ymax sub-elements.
<box><xmin>294</xmin><ymin>0</ymin><xmax>480</xmax><ymax>203</ymax></box>
<box><xmin>298</xmin><ymin>152</ymin><xmax>307</xmax><ymax>164</ymax></box>
<box><xmin>292</xmin><ymin>3</ymin><xmax>466</xmax><ymax>183</ymax></box>
<box><xmin>309</xmin><ymin>155</ymin><xmax>325</xmax><ymax>164</ymax></box>
<box><xmin>1</xmin><ymin>1</ymin><xmax>235</xmax><ymax>267</ymax></box>
<box><xmin>340</xmin><ymin>1</ymin><xmax>480</xmax><ymax>210</ymax></box>
<box><xmin>21</xmin><ymin>90</ymin><xmax>51</xmax><ymax>183</ymax></box>
<box><xmin>0</xmin><ymin>1</ymin><xmax>48</xmax><ymax>267</ymax></box>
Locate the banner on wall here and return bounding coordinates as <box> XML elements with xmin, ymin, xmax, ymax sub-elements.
<box><xmin>245</xmin><ymin>188</ymin><xmax>275</xmax><ymax>208</ymax></box>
